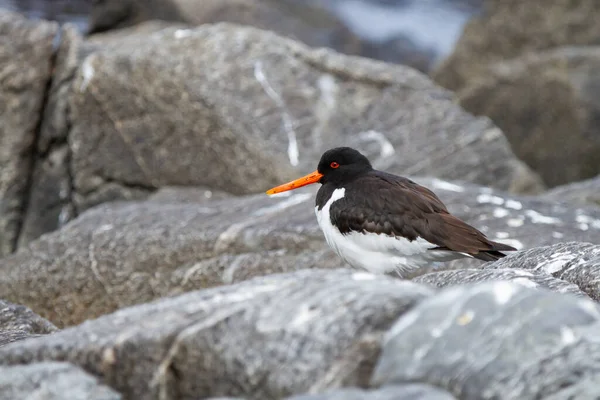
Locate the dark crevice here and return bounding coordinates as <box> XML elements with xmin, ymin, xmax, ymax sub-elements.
<box><xmin>13</xmin><ymin>28</ymin><xmax>63</xmax><ymax>253</ymax></box>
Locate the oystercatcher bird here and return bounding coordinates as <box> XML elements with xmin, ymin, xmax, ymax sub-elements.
<box><xmin>266</xmin><ymin>147</ymin><xmax>516</xmax><ymax>275</ymax></box>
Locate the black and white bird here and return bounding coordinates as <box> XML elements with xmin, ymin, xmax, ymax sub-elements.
<box><xmin>266</xmin><ymin>147</ymin><xmax>516</xmax><ymax>275</ymax></box>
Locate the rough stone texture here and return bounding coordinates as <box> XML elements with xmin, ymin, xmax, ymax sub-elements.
<box><xmin>0</xmin><ymin>11</ymin><xmax>58</xmax><ymax>256</ymax></box>
<box><xmin>16</xmin><ymin>24</ymin><xmax>81</xmax><ymax>250</ymax></box>
<box><xmin>542</xmin><ymin>174</ymin><xmax>600</xmax><ymax>207</ymax></box>
<box><xmin>433</xmin><ymin>0</ymin><xmax>600</xmax><ymax>91</ymax></box>
<box><xmin>457</xmin><ymin>47</ymin><xmax>600</xmax><ymax>187</ymax></box>
<box><xmin>286</xmin><ymin>385</ymin><xmax>457</xmax><ymax>400</ymax></box>
<box><xmin>412</xmin><ymin>268</ymin><xmax>587</xmax><ymax>298</ymax></box>
<box><xmin>484</xmin><ymin>242</ymin><xmax>600</xmax><ymax>302</ymax></box>
<box><xmin>0</xmin><ymin>299</ymin><xmax>58</xmax><ymax>347</ymax></box>
<box><xmin>372</xmin><ymin>281</ymin><xmax>600</xmax><ymax>400</ymax></box>
<box><xmin>146</xmin><ymin>186</ymin><xmax>232</xmax><ymax>204</ymax></box>
<box><xmin>0</xmin><ymin>362</ymin><xmax>121</xmax><ymax>400</ymax></box>
<box><xmin>0</xmin><ymin>269</ymin><xmax>434</xmax><ymax>400</ymax></box>
<box><xmin>69</xmin><ymin>23</ymin><xmax>542</xmax><ymax>210</ymax></box>
<box><xmin>0</xmin><ymin>176</ymin><xmax>598</xmax><ymax>327</ymax></box>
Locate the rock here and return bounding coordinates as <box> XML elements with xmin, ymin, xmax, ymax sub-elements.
<box><xmin>0</xmin><ymin>175</ymin><xmax>597</xmax><ymax>327</ymax></box>
<box><xmin>87</xmin><ymin>0</ymin><xmax>364</xmax><ymax>57</ymax></box>
<box><xmin>146</xmin><ymin>186</ymin><xmax>232</xmax><ymax>203</ymax></box>
<box><xmin>433</xmin><ymin>0</ymin><xmax>600</xmax><ymax>91</ymax></box>
<box><xmin>412</xmin><ymin>268</ymin><xmax>588</xmax><ymax>298</ymax></box>
<box><xmin>0</xmin><ymin>269</ymin><xmax>434</xmax><ymax>399</ymax></box>
<box><xmin>484</xmin><ymin>242</ymin><xmax>600</xmax><ymax>301</ymax></box>
<box><xmin>372</xmin><ymin>281</ymin><xmax>600</xmax><ymax>399</ymax></box>
<box><xmin>457</xmin><ymin>47</ymin><xmax>600</xmax><ymax>187</ymax></box>
<box><xmin>72</xmin><ymin>23</ymin><xmax>542</xmax><ymax>201</ymax></box>
<box><xmin>11</xmin><ymin>20</ymin><xmax>544</xmax><ymax>250</ymax></box>
<box><xmin>286</xmin><ymin>385</ymin><xmax>457</xmax><ymax>400</ymax></box>
<box><xmin>0</xmin><ymin>299</ymin><xmax>58</xmax><ymax>347</ymax></box>
<box><xmin>542</xmin><ymin>174</ymin><xmax>600</xmax><ymax>207</ymax></box>
<box><xmin>0</xmin><ymin>11</ymin><xmax>58</xmax><ymax>256</ymax></box>
<box><xmin>16</xmin><ymin>24</ymin><xmax>81</xmax><ymax>250</ymax></box>
<box><xmin>0</xmin><ymin>362</ymin><xmax>121</xmax><ymax>400</ymax></box>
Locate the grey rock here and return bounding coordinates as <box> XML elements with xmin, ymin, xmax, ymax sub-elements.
<box><xmin>457</xmin><ymin>47</ymin><xmax>600</xmax><ymax>187</ymax></box>
<box><xmin>372</xmin><ymin>281</ymin><xmax>600</xmax><ymax>400</ymax></box>
<box><xmin>0</xmin><ymin>299</ymin><xmax>58</xmax><ymax>347</ymax></box>
<box><xmin>0</xmin><ymin>362</ymin><xmax>121</xmax><ymax>400</ymax></box>
<box><xmin>0</xmin><ymin>11</ymin><xmax>58</xmax><ymax>256</ymax></box>
<box><xmin>433</xmin><ymin>0</ymin><xmax>600</xmax><ymax>91</ymax></box>
<box><xmin>542</xmin><ymin>174</ymin><xmax>600</xmax><ymax>207</ymax></box>
<box><xmin>484</xmin><ymin>242</ymin><xmax>600</xmax><ymax>301</ymax></box>
<box><xmin>286</xmin><ymin>385</ymin><xmax>457</xmax><ymax>400</ymax></box>
<box><xmin>66</xmin><ymin>23</ymin><xmax>542</xmax><ymax>212</ymax></box>
<box><xmin>0</xmin><ymin>269</ymin><xmax>434</xmax><ymax>400</ymax></box>
<box><xmin>146</xmin><ymin>186</ymin><xmax>232</xmax><ymax>204</ymax></box>
<box><xmin>412</xmin><ymin>268</ymin><xmax>588</xmax><ymax>298</ymax></box>
<box><xmin>0</xmin><ymin>175</ymin><xmax>597</xmax><ymax>327</ymax></box>
<box><xmin>16</xmin><ymin>24</ymin><xmax>82</xmax><ymax>250</ymax></box>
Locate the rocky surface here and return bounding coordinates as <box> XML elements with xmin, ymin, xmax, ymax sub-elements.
<box><xmin>0</xmin><ymin>299</ymin><xmax>58</xmax><ymax>347</ymax></box>
<box><xmin>0</xmin><ymin>362</ymin><xmax>121</xmax><ymax>400</ymax></box>
<box><xmin>372</xmin><ymin>281</ymin><xmax>600</xmax><ymax>400</ymax></box>
<box><xmin>0</xmin><ymin>11</ymin><xmax>58</xmax><ymax>256</ymax></box>
<box><xmin>433</xmin><ymin>0</ymin><xmax>600</xmax><ymax>91</ymax></box>
<box><xmin>484</xmin><ymin>242</ymin><xmax>600</xmax><ymax>301</ymax></box>
<box><xmin>413</xmin><ymin>267</ymin><xmax>588</xmax><ymax>298</ymax></box>
<box><xmin>0</xmin><ymin>269</ymin><xmax>434</xmax><ymax>399</ymax></box>
<box><xmin>457</xmin><ymin>47</ymin><xmax>600</xmax><ymax>187</ymax></box>
<box><xmin>542</xmin><ymin>174</ymin><xmax>600</xmax><ymax>207</ymax></box>
<box><xmin>286</xmin><ymin>385</ymin><xmax>457</xmax><ymax>400</ymax></box>
<box><xmin>4</xmin><ymin>17</ymin><xmax>543</xmax><ymax>250</ymax></box>
<box><xmin>0</xmin><ymin>176</ymin><xmax>597</xmax><ymax>327</ymax></box>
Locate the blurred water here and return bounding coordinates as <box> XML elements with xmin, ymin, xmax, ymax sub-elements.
<box><xmin>0</xmin><ymin>0</ymin><xmax>481</xmax><ymax>58</ymax></box>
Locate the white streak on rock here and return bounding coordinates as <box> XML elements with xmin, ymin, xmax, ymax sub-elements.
<box><xmin>493</xmin><ymin>281</ymin><xmax>518</xmax><ymax>305</ymax></box>
<box><xmin>505</xmin><ymin>200</ymin><xmax>523</xmax><ymax>210</ymax></box>
<box><xmin>477</xmin><ymin>193</ymin><xmax>505</xmax><ymax>205</ymax></box>
<box><xmin>525</xmin><ymin>210</ymin><xmax>561</xmax><ymax>225</ymax></box>
<box><xmin>430</xmin><ymin>178</ymin><xmax>465</xmax><ymax>193</ymax></box>
<box><xmin>254</xmin><ymin>61</ymin><xmax>299</xmax><ymax>166</ymax></box>
<box><xmin>80</xmin><ymin>57</ymin><xmax>95</xmax><ymax>92</ymax></box>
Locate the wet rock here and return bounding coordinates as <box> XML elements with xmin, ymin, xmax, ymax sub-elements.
<box><xmin>412</xmin><ymin>267</ymin><xmax>588</xmax><ymax>298</ymax></box>
<box><xmin>484</xmin><ymin>242</ymin><xmax>600</xmax><ymax>301</ymax></box>
<box><xmin>0</xmin><ymin>176</ymin><xmax>596</xmax><ymax>327</ymax></box>
<box><xmin>0</xmin><ymin>362</ymin><xmax>121</xmax><ymax>400</ymax></box>
<box><xmin>0</xmin><ymin>299</ymin><xmax>58</xmax><ymax>348</ymax></box>
<box><xmin>457</xmin><ymin>47</ymin><xmax>600</xmax><ymax>187</ymax></box>
<box><xmin>0</xmin><ymin>11</ymin><xmax>58</xmax><ymax>256</ymax></box>
<box><xmin>372</xmin><ymin>281</ymin><xmax>600</xmax><ymax>399</ymax></box>
<box><xmin>0</xmin><ymin>269</ymin><xmax>433</xmax><ymax>399</ymax></box>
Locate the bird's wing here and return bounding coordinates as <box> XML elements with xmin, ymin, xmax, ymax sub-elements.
<box><xmin>330</xmin><ymin>172</ymin><xmax>512</xmax><ymax>254</ymax></box>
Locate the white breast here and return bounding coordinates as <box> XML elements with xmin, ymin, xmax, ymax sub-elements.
<box><xmin>315</xmin><ymin>187</ymin><xmax>467</xmax><ymax>275</ymax></box>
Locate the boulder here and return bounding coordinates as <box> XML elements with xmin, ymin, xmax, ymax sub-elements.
<box><xmin>0</xmin><ymin>362</ymin><xmax>121</xmax><ymax>400</ymax></box>
<box><xmin>372</xmin><ymin>281</ymin><xmax>600</xmax><ymax>399</ymax></box>
<box><xmin>484</xmin><ymin>242</ymin><xmax>600</xmax><ymax>301</ymax></box>
<box><xmin>0</xmin><ymin>299</ymin><xmax>58</xmax><ymax>347</ymax></box>
<box><xmin>0</xmin><ymin>269</ymin><xmax>434</xmax><ymax>400</ymax></box>
<box><xmin>412</xmin><ymin>268</ymin><xmax>588</xmax><ymax>298</ymax></box>
<box><xmin>0</xmin><ymin>11</ymin><xmax>58</xmax><ymax>256</ymax></box>
<box><xmin>286</xmin><ymin>385</ymin><xmax>457</xmax><ymax>400</ymax></box>
<box><xmin>87</xmin><ymin>0</ymin><xmax>364</xmax><ymax>57</ymax></box>
<box><xmin>433</xmin><ymin>0</ymin><xmax>600</xmax><ymax>91</ymax></box>
<box><xmin>542</xmin><ymin>174</ymin><xmax>600</xmax><ymax>207</ymax></box>
<box><xmin>457</xmin><ymin>47</ymin><xmax>600</xmax><ymax>187</ymax></box>
<box><xmin>12</xmin><ymin>20</ymin><xmax>544</xmax><ymax>250</ymax></box>
<box><xmin>0</xmin><ymin>176</ymin><xmax>598</xmax><ymax>327</ymax></box>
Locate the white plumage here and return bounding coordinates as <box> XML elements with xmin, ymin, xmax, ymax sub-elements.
<box><xmin>315</xmin><ymin>188</ymin><xmax>468</xmax><ymax>275</ymax></box>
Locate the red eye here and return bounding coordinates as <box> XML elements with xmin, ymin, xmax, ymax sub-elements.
<box><xmin>330</xmin><ymin>161</ymin><xmax>339</xmax><ymax>169</ymax></box>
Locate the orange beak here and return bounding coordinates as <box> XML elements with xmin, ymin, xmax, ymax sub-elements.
<box><xmin>266</xmin><ymin>170</ymin><xmax>324</xmax><ymax>195</ymax></box>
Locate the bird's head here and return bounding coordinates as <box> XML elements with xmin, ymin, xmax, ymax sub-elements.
<box><xmin>266</xmin><ymin>147</ymin><xmax>373</xmax><ymax>195</ymax></box>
